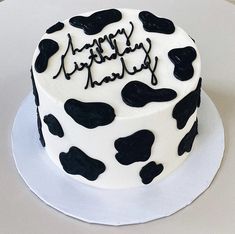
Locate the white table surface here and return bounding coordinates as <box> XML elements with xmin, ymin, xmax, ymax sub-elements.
<box><xmin>0</xmin><ymin>0</ymin><xmax>235</xmax><ymax>233</ymax></box>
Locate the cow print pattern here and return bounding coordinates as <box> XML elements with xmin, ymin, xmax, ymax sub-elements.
<box><xmin>43</xmin><ymin>114</ymin><xmax>64</xmax><ymax>138</ymax></box>
<box><xmin>139</xmin><ymin>161</ymin><xmax>164</xmax><ymax>184</ymax></box>
<box><xmin>168</xmin><ymin>46</ymin><xmax>197</xmax><ymax>81</ymax></box>
<box><xmin>35</xmin><ymin>39</ymin><xmax>59</xmax><ymax>73</ymax></box>
<box><xmin>115</xmin><ymin>130</ymin><xmax>155</xmax><ymax>165</ymax></box>
<box><xmin>59</xmin><ymin>146</ymin><xmax>106</xmax><ymax>181</ymax></box>
<box><xmin>69</xmin><ymin>9</ymin><xmax>122</xmax><ymax>35</ymax></box>
<box><xmin>31</xmin><ymin>9</ymin><xmax>201</xmax><ymax>185</ymax></box>
<box><xmin>139</xmin><ymin>11</ymin><xmax>175</xmax><ymax>34</ymax></box>
<box><xmin>121</xmin><ymin>81</ymin><xmax>177</xmax><ymax>107</ymax></box>
<box><xmin>30</xmin><ymin>68</ymin><xmax>39</xmax><ymax>106</ymax></box>
<box><xmin>64</xmin><ymin>99</ymin><xmax>115</xmax><ymax>129</ymax></box>
<box><xmin>36</xmin><ymin>108</ymin><xmax>45</xmax><ymax>147</ymax></box>
<box><xmin>178</xmin><ymin>119</ymin><xmax>198</xmax><ymax>156</ymax></box>
<box><xmin>46</xmin><ymin>22</ymin><xmax>64</xmax><ymax>34</ymax></box>
<box><xmin>173</xmin><ymin>78</ymin><xmax>202</xmax><ymax>129</ymax></box>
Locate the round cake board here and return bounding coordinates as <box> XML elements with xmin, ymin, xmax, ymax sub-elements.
<box><xmin>11</xmin><ymin>90</ymin><xmax>224</xmax><ymax>226</ymax></box>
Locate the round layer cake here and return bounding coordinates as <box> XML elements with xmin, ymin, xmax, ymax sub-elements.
<box><xmin>31</xmin><ymin>9</ymin><xmax>201</xmax><ymax>189</ymax></box>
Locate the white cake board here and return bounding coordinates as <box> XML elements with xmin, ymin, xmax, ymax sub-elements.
<box><xmin>11</xmin><ymin>90</ymin><xmax>224</xmax><ymax>226</ymax></box>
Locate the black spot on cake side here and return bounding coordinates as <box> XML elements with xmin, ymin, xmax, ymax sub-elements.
<box><xmin>139</xmin><ymin>161</ymin><xmax>164</xmax><ymax>184</ymax></box>
<box><xmin>64</xmin><ymin>99</ymin><xmax>115</xmax><ymax>129</ymax></box>
<box><xmin>43</xmin><ymin>114</ymin><xmax>64</xmax><ymax>138</ymax></box>
<box><xmin>121</xmin><ymin>81</ymin><xmax>177</xmax><ymax>107</ymax></box>
<box><xmin>178</xmin><ymin>119</ymin><xmax>198</xmax><ymax>156</ymax></box>
<box><xmin>59</xmin><ymin>146</ymin><xmax>106</xmax><ymax>181</ymax></box>
<box><xmin>36</xmin><ymin>108</ymin><xmax>45</xmax><ymax>147</ymax></box>
<box><xmin>35</xmin><ymin>39</ymin><xmax>59</xmax><ymax>73</ymax></box>
<box><xmin>46</xmin><ymin>22</ymin><xmax>64</xmax><ymax>34</ymax></box>
<box><xmin>173</xmin><ymin>78</ymin><xmax>202</xmax><ymax>129</ymax></box>
<box><xmin>139</xmin><ymin>11</ymin><xmax>175</xmax><ymax>34</ymax></box>
<box><xmin>30</xmin><ymin>68</ymin><xmax>39</xmax><ymax>106</ymax></box>
<box><xmin>115</xmin><ymin>130</ymin><xmax>155</xmax><ymax>165</ymax></box>
<box><xmin>69</xmin><ymin>9</ymin><xmax>122</xmax><ymax>35</ymax></box>
<box><xmin>168</xmin><ymin>46</ymin><xmax>197</xmax><ymax>81</ymax></box>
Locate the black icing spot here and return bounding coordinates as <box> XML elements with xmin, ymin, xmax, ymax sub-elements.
<box><xmin>121</xmin><ymin>81</ymin><xmax>177</xmax><ymax>107</ymax></box>
<box><xmin>173</xmin><ymin>78</ymin><xmax>202</xmax><ymax>129</ymax></box>
<box><xmin>35</xmin><ymin>39</ymin><xmax>59</xmax><ymax>73</ymax></box>
<box><xmin>30</xmin><ymin>68</ymin><xmax>39</xmax><ymax>106</ymax></box>
<box><xmin>59</xmin><ymin>146</ymin><xmax>106</xmax><ymax>181</ymax></box>
<box><xmin>139</xmin><ymin>11</ymin><xmax>175</xmax><ymax>34</ymax></box>
<box><xmin>37</xmin><ymin>108</ymin><xmax>45</xmax><ymax>147</ymax></box>
<box><xmin>43</xmin><ymin>114</ymin><xmax>64</xmax><ymax>138</ymax></box>
<box><xmin>115</xmin><ymin>130</ymin><xmax>155</xmax><ymax>165</ymax></box>
<box><xmin>139</xmin><ymin>161</ymin><xmax>164</xmax><ymax>184</ymax></box>
<box><xmin>69</xmin><ymin>9</ymin><xmax>122</xmax><ymax>35</ymax></box>
<box><xmin>178</xmin><ymin>119</ymin><xmax>198</xmax><ymax>156</ymax></box>
<box><xmin>64</xmin><ymin>99</ymin><xmax>115</xmax><ymax>129</ymax></box>
<box><xmin>168</xmin><ymin>46</ymin><xmax>197</xmax><ymax>81</ymax></box>
<box><xmin>46</xmin><ymin>22</ymin><xmax>64</xmax><ymax>34</ymax></box>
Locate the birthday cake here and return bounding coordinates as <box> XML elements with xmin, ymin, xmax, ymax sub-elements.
<box><xmin>31</xmin><ymin>9</ymin><xmax>201</xmax><ymax>189</ymax></box>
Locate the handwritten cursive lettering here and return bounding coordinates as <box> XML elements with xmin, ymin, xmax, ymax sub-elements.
<box><xmin>53</xmin><ymin>22</ymin><xmax>158</xmax><ymax>89</ymax></box>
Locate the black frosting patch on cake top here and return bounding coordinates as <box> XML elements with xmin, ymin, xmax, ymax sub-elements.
<box><xmin>35</xmin><ymin>39</ymin><xmax>59</xmax><ymax>73</ymax></box>
<box><xmin>69</xmin><ymin>9</ymin><xmax>122</xmax><ymax>35</ymax></box>
<box><xmin>59</xmin><ymin>146</ymin><xmax>106</xmax><ymax>181</ymax></box>
<box><xmin>64</xmin><ymin>99</ymin><xmax>115</xmax><ymax>129</ymax></box>
<box><xmin>43</xmin><ymin>114</ymin><xmax>64</xmax><ymax>138</ymax></box>
<box><xmin>173</xmin><ymin>78</ymin><xmax>201</xmax><ymax>129</ymax></box>
<box><xmin>121</xmin><ymin>81</ymin><xmax>177</xmax><ymax>107</ymax></box>
<box><xmin>114</xmin><ymin>130</ymin><xmax>155</xmax><ymax>165</ymax></box>
<box><xmin>30</xmin><ymin>68</ymin><xmax>39</xmax><ymax>106</ymax></box>
<box><xmin>36</xmin><ymin>108</ymin><xmax>45</xmax><ymax>147</ymax></box>
<box><xmin>46</xmin><ymin>22</ymin><xmax>64</xmax><ymax>34</ymax></box>
<box><xmin>178</xmin><ymin>119</ymin><xmax>198</xmax><ymax>156</ymax></box>
<box><xmin>139</xmin><ymin>11</ymin><xmax>175</xmax><ymax>34</ymax></box>
<box><xmin>139</xmin><ymin>161</ymin><xmax>164</xmax><ymax>184</ymax></box>
<box><xmin>168</xmin><ymin>46</ymin><xmax>197</xmax><ymax>81</ymax></box>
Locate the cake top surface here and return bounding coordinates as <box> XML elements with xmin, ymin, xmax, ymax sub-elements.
<box><xmin>32</xmin><ymin>8</ymin><xmax>201</xmax><ymax>118</ymax></box>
